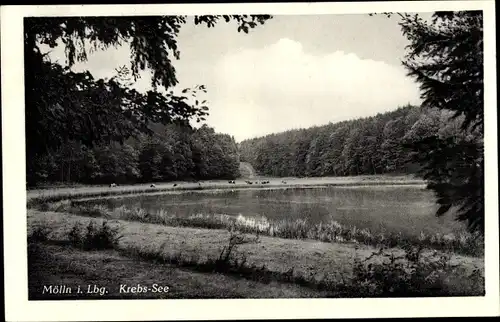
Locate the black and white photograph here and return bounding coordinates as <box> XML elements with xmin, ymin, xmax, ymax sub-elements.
<box><xmin>2</xmin><ymin>1</ymin><xmax>499</xmax><ymax>321</ymax></box>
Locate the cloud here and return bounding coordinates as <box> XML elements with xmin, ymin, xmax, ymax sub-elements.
<box><xmin>42</xmin><ymin>37</ymin><xmax>422</xmax><ymax>142</ymax></box>
<box><xmin>208</xmin><ymin>38</ymin><xmax>421</xmax><ymax>142</ymax></box>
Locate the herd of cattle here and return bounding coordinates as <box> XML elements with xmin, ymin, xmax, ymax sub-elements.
<box><xmin>109</xmin><ymin>179</ymin><xmax>288</xmax><ymax>188</ymax></box>
<box><xmin>243</xmin><ymin>180</ymin><xmax>269</xmax><ymax>185</ymax></box>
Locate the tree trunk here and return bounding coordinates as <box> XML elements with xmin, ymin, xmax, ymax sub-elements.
<box><xmin>60</xmin><ymin>161</ymin><xmax>64</xmax><ymax>182</ymax></box>
<box><xmin>371</xmin><ymin>158</ymin><xmax>377</xmax><ymax>175</ymax></box>
<box><xmin>67</xmin><ymin>148</ymin><xmax>72</xmax><ymax>183</ymax></box>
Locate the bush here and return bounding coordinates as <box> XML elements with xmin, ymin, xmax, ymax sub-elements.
<box><xmin>68</xmin><ymin>221</ymin><xmax>122</xmax><ymax>250</ymax></box>
<box><xmin>342</xmin><ymin>244</ymin><xmax>485</xmax><ymax>297</ymax></box>
<box><xmin>77</xmin><ymin>204</ymin><xmax>109</xmax><ymax>218</ymax></box>
<box><xmin>68</xmin><ymin>222</ymin><xmax>83</xmax><ymax>247</ymax></box>
<box><xmin>215</xmin><ymin>226</ymin><xmax>260</xmax><ymax>272</ymax></box>
<box><xmin>46</xmin><ymin>199</ymin><xmax>73</xmax><ymax>212</ymax></box>
<box><xmin>28</xmin><ymin>226</ymin><xmax>51</xmax><ymax>243</ymax></box>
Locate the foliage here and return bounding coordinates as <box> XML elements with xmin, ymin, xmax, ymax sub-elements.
<box><xmin>25</xmin><ymin>15</ymin><xmax>272</xmax><ymax>185</ymax></box>
<box><xmin>397</xmin><ymin>11</ymin><xmax>484</xmax><ymax>234</ymax></box>
<box><xmin>28</xmin><ymin>225</ymin><xmax>51</xmax><ymax>243</ymax></box>
<box><xmin>239</xmin><ymin>104</ymin><xmax>461</xmax><ymax>177</ymax></box>
<box><xmin>346</xmin><ymin>244</ymin><xmax>484</xmax><ymax>297</ymax></box>
<box><xmin>30</xmin><ymin>123</ymin><xmax>241</xmax><ymax>184</ymax></box>
<box><xmin>216</xmin><ymin>227</ymin><xmax>260</xmax><ymax>270</ymax></box>
<box><xmin>190</xmin><ymin>125</ymin><xmax>241</xmax><ymax>179</ymax></box>
<box><xmin>68</xmin><ymin>220</ymin><xmax>123</xmax><ymax>250</ymax></box>
<box><xmin>405</xmin><ymin>135</ymin><xmax>484</xmax><ymax>233</ymax></box>
<box><xmin>400</xmin><ymin>11</ymin><xmax>483</xmax><ymax>131</ymax></box>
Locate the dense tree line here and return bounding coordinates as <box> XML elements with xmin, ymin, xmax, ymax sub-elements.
<box><xmin>239</xmin><ymin>104</ymin><xmax>473</xmax><ymax>178</ymax></box>
<box><xmin>32</xmin><ymin>124</ymin><xmax>240</xmax><ymax>185</ymax></box>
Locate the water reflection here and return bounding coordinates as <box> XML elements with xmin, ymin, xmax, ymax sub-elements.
<box><xmin>86</xmin><ymin>186</ymin><xmax>465</xmax><ymax>237</ymax></box>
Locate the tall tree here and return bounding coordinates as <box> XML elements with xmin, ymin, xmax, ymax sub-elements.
<box><xmin>138</xmin><ymin>138</ymin><xmax>163</xmax><ymax>182</ymax></box>
<box><xmin>398</xmin><ymin>11</ymin><xmax>484</xmax><ymax>234</ymax></box>
<box><xmin>380</xmin><ymin>117</ymin><xmax>408</xmax><ymax>172</ymax></box>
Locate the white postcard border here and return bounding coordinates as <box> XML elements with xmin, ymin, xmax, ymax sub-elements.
<box><xmin>2</xmin><ymin>1</ymin><xmax>498</xmax><ymax>321</ymax></box>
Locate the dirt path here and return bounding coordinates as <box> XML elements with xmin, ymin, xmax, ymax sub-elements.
<box><xmin>239</xmin><ymin>162</ymin><xmax>257</xmax><ymax>178</ymax></box>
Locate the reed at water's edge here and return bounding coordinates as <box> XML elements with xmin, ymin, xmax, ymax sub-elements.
<box><xmin>30</xmin><ymin>200</ymin><xmax>484</xmax><ymax>256</ymax></box>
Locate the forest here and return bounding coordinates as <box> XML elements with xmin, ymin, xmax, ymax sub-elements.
<box><xmin>239</xmin><ymin>104</ymin><xmax>479</xmax><ymax>178</ymax></box>
<box><xmin>32</xmin><ymin>102</ymin><xmax>480</xmax><ymax>185</ymax></box>
<box><xmin>31</xmin><ymin>123</ymin><xmax>241</xmax><ymax>185</ymax></box>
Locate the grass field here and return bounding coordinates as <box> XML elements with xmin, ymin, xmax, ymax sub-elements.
<box><xmin>29</xmin><ymin>243</ymin><xmax>329</xmax><ymax>299</ymax></box>
<box><xmin>28</xmin><ymin>209</ymin><xmax>484</xmax><ymax>299</ymax></box>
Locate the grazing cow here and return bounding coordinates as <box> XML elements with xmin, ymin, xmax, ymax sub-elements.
<box><xmin>150</xmin><ymin>184</ymin><xmax>156</xmax><ymax>188</ymax></box>
<box><xmin>228</xmin><ymin>180</ymin><xmax>236</xmax><ymax>184</ymax></box>
<box><xmin>281</xmin><ymin>180</ymin><xmax>287</xmax><ymax>184</ymax></box>
<box><xmin>110</xmin><ymin>183</ymin><xmax>117</xmax><ymax>187</ymax></box>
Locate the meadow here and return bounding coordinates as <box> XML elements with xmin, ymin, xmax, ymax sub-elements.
<box><xmin>27</xmin><ymin>175</ymin><xmax>424</xmax><ymax>201</ymax></box>
<box><xmin>26</xmin><ymin>176</ymin><xmax>485</xmax><ymax>299</ymax></box>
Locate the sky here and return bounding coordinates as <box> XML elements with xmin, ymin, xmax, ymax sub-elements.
<box><xmin>45</xmin><ymin>14</ymin><xmax>431</xmax><ymax>142</ymax></box>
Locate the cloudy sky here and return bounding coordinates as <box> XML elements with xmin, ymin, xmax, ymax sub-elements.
<box><xmin>46</xmin><ymin>14</ymin><xmax>429</xmax><ymax>142</ymax></box>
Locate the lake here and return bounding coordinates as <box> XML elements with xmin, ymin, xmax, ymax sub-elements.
<box><xmin>82</xmin><ymin>185</ymin><xmax>467</xmax><ymax>238</ymax></box>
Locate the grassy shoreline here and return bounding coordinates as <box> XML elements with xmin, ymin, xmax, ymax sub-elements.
<box><xmin>31</xmin><ymin>199</ymin><xmax>484</xmax><ymax>256</ymax></box>
<box><xmin>27</xmin><ymin>210</ymin><xmax>485</xmax><ymax>298</ymax></box>
<box><xmin>27</xmin><ymin>175</ymin><xmax>425</xmax><ymax>202</ymax></box>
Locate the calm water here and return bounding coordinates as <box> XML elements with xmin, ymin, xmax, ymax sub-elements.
<box><xmin>85</xmin><ymin>185</ymin><xmax>466</xmax><ymax>237</ymax></box>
